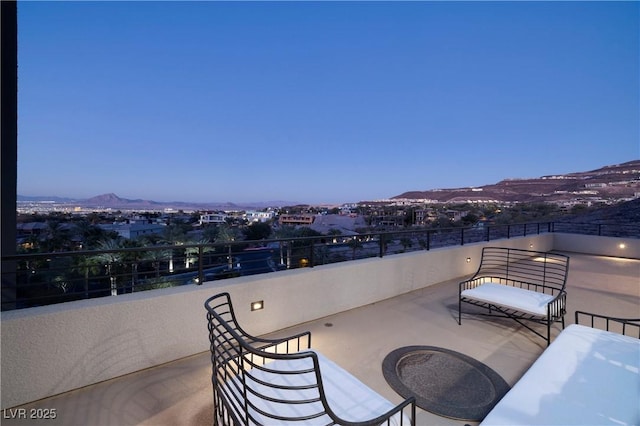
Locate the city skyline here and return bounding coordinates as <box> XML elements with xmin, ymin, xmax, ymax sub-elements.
<box><xmin>17</xmin><ymin>1</ymin><xmax>639</xmax><ymax>204</ymax></box>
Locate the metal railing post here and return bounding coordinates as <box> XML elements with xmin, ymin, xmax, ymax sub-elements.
<box><xmin>197</xmin><ymin>246</ymin><xmax>203</xmax><ymax>285</ymax></box>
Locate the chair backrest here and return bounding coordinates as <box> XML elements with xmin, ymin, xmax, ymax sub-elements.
<box><xmin>205</xmin><ymin>292</ymin><xmax>329</xmax><ymax>425</ymax></box>
<box><xmin>474</xmin><ymin>247</ymin><xmax>570</xmax><ymax>293</ymax></box>
<box><xmin>206</xmin><ymin>291</ymin><xmax>242</xmax><ymax>343</ymax></box>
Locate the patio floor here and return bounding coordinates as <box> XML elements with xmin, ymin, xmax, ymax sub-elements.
<box><xmin>3</xmin><ymin>252</ymin><xmax>639</xmax><ymax>426</ymax></box>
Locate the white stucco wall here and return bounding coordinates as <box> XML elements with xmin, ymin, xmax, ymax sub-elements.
<box><xmin>0</xmin><ymin>233</ymin><xmax>570</xmax><ymax>409</ymax></box>
<box><xmin>551</xmin><ymin>233</ymin><xmax>640</xmax><ymax>259</ymax></box>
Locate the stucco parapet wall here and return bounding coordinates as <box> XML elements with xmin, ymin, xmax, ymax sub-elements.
<box><xmin>551</xmin><ymin>233</ymin><xmax>640</xmax><ymax>259</ymax></box>
<box><xmin>1</xmin><ymin>235</ymin><xmax>555</xmax><ymax>409</ymax></box>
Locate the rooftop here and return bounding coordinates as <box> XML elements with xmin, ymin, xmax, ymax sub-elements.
<box><xmin>2</xmin><ymin>249</ymin><xmax>638</xmax><ymax>426</ymax></box>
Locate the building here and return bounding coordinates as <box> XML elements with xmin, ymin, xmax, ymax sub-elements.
<box><xmin>99</xmin><ymin>222</ymin><xmax>165</xmax><ymax>239</ymax></box>
<box><xmin>278</xmin><ymin>214</ymin><xmax>316</xmax><ymax>225</ymax></box>
<box><xmin>244</xmin><ymin>210</ymin><xmax>275</xmax><ymax>223</ymax></box>
<box><xmin>199</xmin><ymin>213</ymin><xmax>228</xmax><ymax>225</ymax></box>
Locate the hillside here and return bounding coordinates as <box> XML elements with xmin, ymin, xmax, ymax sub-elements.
<box><xmin>558</xmin><ymin>198</ymin><xmax>640</xmax><ymax>225</ymax></box>
<box><xmin>393</xmin><ymin>160</ymin><xmax>640</xmax><ymax>204</ymax></box>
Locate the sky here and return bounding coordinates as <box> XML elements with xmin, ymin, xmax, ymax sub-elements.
<box><xmin>16</xmin><ymin>1</ymin><xmax>639</xmax><ymax>205</ymax></box>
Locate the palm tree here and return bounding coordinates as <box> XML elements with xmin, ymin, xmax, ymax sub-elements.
<box><xmin>92</xmin><ymin>238</ymin><xmax>124</xmax><ymax>296</ymax></box>
<box><xmin>135</xmin><ymin>233</ymin><xmax>172</xmax><ymax>280</ymax></box>
<box><xmin>121</xmin><ymin>239</ymin><xmax>146</xmax><ymax>293</ymax></box>
<box><xmin>347</xmin><ymin>236</ymin><xmax>363</xmax><ymax>260</ymax></box>
<box><xmin>144</xmin><ymin>246</ymin><xmax>172</xmax><ymax>278</ymax></box>
<box><xmin>273</xmin><ymin>226</ymin><xmax>297</xmax><ymax>267</ymax></box>
<box><xmin>73</xmin><ymin>219</ymin><xmax>114</xmax><ymax>250</ymax></box>
<box><xmin>162</xmin><ymin>222</ymin><xmax>187</xmax><ymax>272</ymax></box>
<box><xmin>72</xmin><ymin>253</ymin><xmax>102</xmax><ymax>299</ymax></box>
<box><xmin>184</xmin><ymin>238</ymin><xmax>214</xmax><ymax>269</ymax></box>
<box><xmin>42</xmin><ymin>221</ymin><xmax>73</xmax><ymax>252</ymax></box>
<box><xmin>216</xmin><ymin>224</ymin><xmax>241</xmax><ymax>270</ymax></box>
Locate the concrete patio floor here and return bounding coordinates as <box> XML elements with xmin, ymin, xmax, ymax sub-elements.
<box><xmin>2</xmin><ymin>252</ymin><xmax>638</xmax><ymax>426</ymax></box>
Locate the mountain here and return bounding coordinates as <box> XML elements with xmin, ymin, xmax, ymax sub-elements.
<box><xmin>17</xmin><ymin>193</ymin><xmax>295</xmax><ymax>210</ymax></box>
<box><xmin>85</xmin><ymin>193</ymin><xmax>161</xmax><ymax>207</ymax></box>
<box><xmin>18</xmin><ymin>161</ymin><xmax>639</xmax><ymax>209</ymax></box>
<box><xmin>17</xmin><ymin>195</ymin><xmax>79</xmax><ymax>203</ymax></box>
<box><xmin>558</xmin><ymin>197</ymin><xmax>640</xmax><ymax>225</ymax></box>
<box><xmin>393</xmin><ymin>160</ymin><xmax>640</xmax><ymax>204</ymax></box>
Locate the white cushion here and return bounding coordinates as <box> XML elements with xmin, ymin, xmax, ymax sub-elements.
<box><xmin>481</xmin><ymin>324</ymin><xmax>640</xmax><ymax>425</ymax></box>
<box><xmin>222</xmin><ymin>349</ymin><xmax>408</xmax><ymax>425</ymax></box>
<box><xmin>461</xmin><ymin>283</ymin><xmax>556</xmax><ymax>317</ymax></box>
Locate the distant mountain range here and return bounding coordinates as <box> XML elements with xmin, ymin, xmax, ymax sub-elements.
<box><xmin>18</xmin><ymin>160</ymin><xmax>640</xmax><ymax>209</ymax></box>
<box><xmin>16</xmin><ymin>193</ymin><xmax>296</xmax><ymax>210</ymax></box>
<box><xmin>393</xmin><ymin>160</ymin><xmax>640</xmax><ymax>203</ymax></box>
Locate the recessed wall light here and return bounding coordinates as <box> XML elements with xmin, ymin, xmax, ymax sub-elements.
<box><xmin>466</xmin><ymin>257</ymin><xmax>471</xmax><ymax>263</ymax></box>
<box><xmin>251</xmin><ymin>301</ymin><xmax>264</xmax><ymax>311</ymax></box>
<box><xmin>619</xmin><ymin>243</ymin><xmax>626</xmax><ymax>249</ymax></box>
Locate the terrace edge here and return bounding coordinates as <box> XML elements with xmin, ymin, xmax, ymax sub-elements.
<box><xmin>1</xmin><ymin>234</ymin><xmax>637</xmax><ymax>409</ymax></box>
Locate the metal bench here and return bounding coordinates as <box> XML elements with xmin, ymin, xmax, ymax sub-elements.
<box><xmin>205</xmin><ymin>292</ymin><xmax>416</xmax><ymax>425</ymax></box>
<box><xmin>458</xmin><ymin>247</ymin><xmax>570</xmax><ymax>345</ymax></box>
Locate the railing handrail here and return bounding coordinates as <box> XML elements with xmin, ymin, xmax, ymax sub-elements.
<box><xmin>2</xmin><ymin>220</ymin><xmax>638</xmax><ymax>311</ymax></box>
<box><xmin>1</xmin><ymin>221</ymin><xmax>549</xmax><ymax>261</ymax></box>
<box><xmin>5</xmin><ymin>220</ymin><xmax>639</xmax><ymax>264</ymax></box>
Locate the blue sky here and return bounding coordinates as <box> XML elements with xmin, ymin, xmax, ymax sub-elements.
<box><xmin>17</xmin><ymin>1</ymin><xmax>639</xmax><ymax>204</ymax></box>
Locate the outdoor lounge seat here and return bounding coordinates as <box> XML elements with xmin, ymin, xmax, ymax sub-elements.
<box><xmin>458</xmin><ymin>247</ymin><xmax>570</xmax><ymax>345</ymax></box>
<box><xmin>205</xmin><ymin>292</ymin><xmax>416</xmax><ymax>425</ymax></box>
<box><xmin>481</xmin><ymin>311</ymin><xmax>640</xmax><ymax>425</ymax></box>
<box><xmin>461</xmin><ymin>283</ymin><xmax>559</xmax><ymax>317</ymax></box>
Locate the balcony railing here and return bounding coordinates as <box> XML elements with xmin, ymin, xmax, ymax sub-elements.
<box><xmin>2</xmin><ymin>221</ymin><xmax>638</xmax><ymax>311</ymax></box>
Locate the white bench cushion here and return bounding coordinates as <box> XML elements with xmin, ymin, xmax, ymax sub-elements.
<box><xmin>223</xmin><ymin>349</ymin><xmax>407</xmax><ymax>425</ymax></box>
<box><xmin>481</xmin><ymin>324</ymin><xmax>640</xmax><ymax>425</ymax></box>
<box><xmin>461</xmin><ymin>283</ymin><xmax>556</xmax><ymax>317</ymax></box>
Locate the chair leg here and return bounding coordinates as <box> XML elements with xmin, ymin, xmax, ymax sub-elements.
<box><xmin>546</xmin><ymin>320</ymin><xmax>551</xmax><ymax>347</ymax></box>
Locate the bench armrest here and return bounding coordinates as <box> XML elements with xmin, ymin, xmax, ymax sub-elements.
<box><xmin>254</xmin><ymin>331</ymin><xmax>312</xmax><ymax>354</ymax></box>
